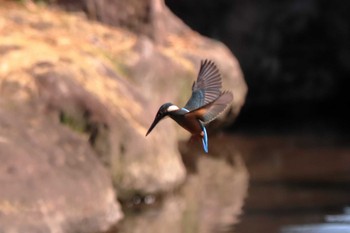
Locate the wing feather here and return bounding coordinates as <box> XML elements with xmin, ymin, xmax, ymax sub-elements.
<box><xmin>186</xmin><ymin>91</ymin><xmax>233</xmax><ymax>124</ymax></box>
<box><xmin>184</xmin><ymin>60</ymin><xmax>223</xmax><ymax>111</ymax></box>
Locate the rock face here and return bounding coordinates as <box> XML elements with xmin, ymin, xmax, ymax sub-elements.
<box><xmin>0</xmin><ymin>101</ymin><xmax>122</xmax><ymax>232</ymax></box>
<box><xmin>119</xmin><ymin>139</ymin><xmax>249</xmax><ymax>233</ymax></box>
<box><xmin>0</xmin><ymin>1</ymin><xmax>247</xmax><ymax>231</ymax></box>
<box><xmin>57</xmin><ymin>0</ymin><xmax>247</xmax><ymax>121</ymax></box>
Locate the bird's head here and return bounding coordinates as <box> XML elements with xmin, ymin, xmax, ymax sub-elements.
<box><xmin>146</xmin><ymin>103</ymin><xmax>179</xmax><ymax>136</ymax></box>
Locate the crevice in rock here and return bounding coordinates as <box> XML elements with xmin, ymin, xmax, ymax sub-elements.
<box><xmin>30</xmin><ymin>64</ymin><xmax>113</xmax><ymax>167</ymax></box>
<box><xmin>88</xmin><ymin>121</ymin><xmax>111</xmax><ymax>166</ymax></box>
<box><xmin>59</xmin><ymin>107</ymin><xmax>111</xmax><ymax>167</ymax></box>
<box><xmin>59</xmin><ymin>109</ymin><xmax>90</xmax><ymax>134</ymax></box>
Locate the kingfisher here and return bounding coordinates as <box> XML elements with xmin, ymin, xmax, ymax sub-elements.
<box><xmin>146</xmin><ymin>59</ymin><xmax>233</xmax><ymax>153</ymax></box>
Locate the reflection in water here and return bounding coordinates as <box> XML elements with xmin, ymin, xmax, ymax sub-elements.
<box><xmin>114</xmin><ymin>132</ymin><xmax>350</xmax><ymax>233</ymax></box>
<box><xmin>232</xmin><ymin>133</ymin><xmax>350</xmax><ymax>233</ymax></box>
<box><xmin>116</xmin><ymin>135</ymin><xmax>249</xmax><ymax>233</ymax></box>
<box><xmin>281</xmin><ymin>223</ymin><xmax>350</xmax><ymax>233</ymax></box>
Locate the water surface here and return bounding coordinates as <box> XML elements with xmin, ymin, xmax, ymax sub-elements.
<box><xmin>115</xmin><ymin>132</ymin><xmax>350</xmax><ymax>233</ymax></box>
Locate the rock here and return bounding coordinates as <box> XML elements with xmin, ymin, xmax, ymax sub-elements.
<box><xmin>31</xmin><ymin>60</ymin><xmax>186</xmax><ymax>199</ymax></box>
<box><xmin>0</xmin><ymin>1</ymin><xmax>187</xmax><ymax>201</ymax></box>
<box><xmin>0</xmin><ymin>0</ymin><xmax>247</xmax><ymax>211</ymax></box>
<box><xmin>56</xmin><ymin>0</ymin><xmax>248</xmax><ymax>127</ymax></box>
<box><xmin>0</xmin><ymin>101</ymin><xmax>122</xmax><ymax>233</ymax></box>
<box><xmin>118</xmin><ymin>143</ymin><xmax>248</xmax><ymax>233</ymax></box>
<box><xmin>55</xmin><ymin>1</ymin><xmax>248</xmax><ymax>135</ymax></box>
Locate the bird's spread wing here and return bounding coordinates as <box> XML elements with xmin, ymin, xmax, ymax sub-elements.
<box><xmin>184</xmin><ymin>60</ymin><xmax>222</xmax><ymax>111</ymax></box>
<box><xmin>185</xmin><ymin>91</ymin><xmax>233</xmax><ymax>124</ymax></box>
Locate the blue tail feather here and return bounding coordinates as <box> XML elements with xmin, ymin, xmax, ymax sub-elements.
<box><xmin>200</xmin><ymin>123</ymin><xmax>208</xmax><ymax>153</ymax></box>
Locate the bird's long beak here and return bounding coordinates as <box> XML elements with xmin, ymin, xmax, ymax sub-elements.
<box><xmin>145</xmin><ymin>115</ymin><xmax>162</xmax><ymax>136</ymax></box>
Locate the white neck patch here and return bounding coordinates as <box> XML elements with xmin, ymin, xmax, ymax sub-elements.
<box><xmin>167</xmin><ymin>105</ymin><xmax>180</xmax><ymax>112</ymax></box>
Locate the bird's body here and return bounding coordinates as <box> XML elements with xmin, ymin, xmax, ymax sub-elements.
<box><xmin>146</xmin><ymin>60</ymin><xmax>233</xmax><ymax>153</ymax></box>
<box><xmin>169</xmin><ymin>108</ymin><xmax>201</xmax><ymax>135</ymax></box>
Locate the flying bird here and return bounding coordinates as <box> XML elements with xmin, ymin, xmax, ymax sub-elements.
<box><xmin>146</xmin><ymin>59</ymin><xmax>233</xmax><ymax>153</ymax></box>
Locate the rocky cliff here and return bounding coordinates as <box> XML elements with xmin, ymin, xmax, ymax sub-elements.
<box><xmin>0</xmin><ymin>1</ymin><xmax>247</xmax><ymax>232</ymax></box>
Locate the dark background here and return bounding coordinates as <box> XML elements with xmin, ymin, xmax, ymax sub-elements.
<box><xmin>165</xmin><ymin>0</ymin><xmax>350</xmax><ymax>134</ymax></box>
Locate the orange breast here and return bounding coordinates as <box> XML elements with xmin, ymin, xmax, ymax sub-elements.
<box><xmin>170</xmin><ymin>114</ymin><xmax>203</xmax><ymax>136</ymax></box>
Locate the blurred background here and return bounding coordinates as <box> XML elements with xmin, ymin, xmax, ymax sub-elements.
<box><xmin>1</xmin><ymin>0</ymin><xmax>350</xmax><ymax>233</ymax></box>
<box><xmin>166</xmin><ymin>0</ymin><xmax>350</xmax><ymax>133</ymax></box>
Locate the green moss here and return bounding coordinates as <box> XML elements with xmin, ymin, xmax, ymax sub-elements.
<box><xmin>59</xmin><ymin>111</ymin><xmax>87</xmax><ymax>134</ymax></box>
<box><xmin>14</xmin><ymin>0</ymin><xmax>49</xmax><ymax>5</ymax></box>
<box><xmin>34</xmin><ymin>0</ymin><xmax>48</xmax><ymax>6</ymax></box>
<box><xmin>100</xmin><ymin>51</ymin><xmax>130</xmax><ymax>78</ymax></box>
<box><xmin>14</xmin><ymin>0</ymin><xmax>25</xmax><ymax>4</ymax></box>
